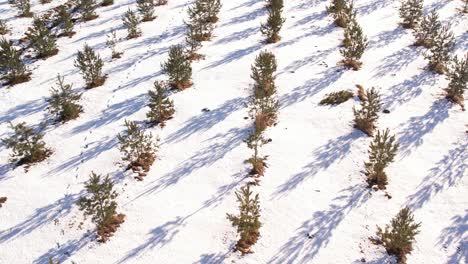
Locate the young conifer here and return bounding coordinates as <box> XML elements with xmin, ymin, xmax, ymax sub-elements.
<box><xmin>47</xmin><ymin>74</ymin><xmax>82</xmax><ymax>122</ymax></box>
<box><xmin>377</xmin><ymin>207</ymin><xmax>421</xmax><ymax>264</ymax></box>
<box><xmin>0</xmin><ymin>20</ymin><xmax>9</xmax><ymax>35</ymax></box>
<box><xmin>260</xmin><ymin>0</ymin><xmax>285</xmax><ymax>43</ymax></box>
<box><xmin>445</xmin><ymin>53</ymin><xmax>468</xmax><ymax>110</ymax></box>
<box><xmin>326</xmin><ymin>0</ymin><xmax>346</xmax><ymax>14</ymax></box>
<box><xmin>56</xmin><ymin>5</ymin><xmax>75</xmax><ymax>37</ymax></box>
<box><xmin>1</xmin><ymin>122</ymin><xmax>51</xmax><ymax>165</ymax></box>
<box><xmin>78</xmin><ymin>172</ymin><xmax>124</xmax><ymax>242</ymax></box>
<box><xmin>413</xmin><ymin>11</ymin><xmax>441</xmax><ymax>48</ymax></box>
<box><xmin>226</xmin><ymin>185</ymin><xmax>261</xmax><ymax>254</ymax></box>
<box><xmin>78</xmin><ymin>0</ymin><xmax>98</xmax><ymax>21</ymax></box>
<box><xmin>334</xmin><ymin>0</ymin><xmax>355</xmax><ymax>28</ymax></box>
<box><xmin>122</xmin><ymin>9</ymin><xmax>141</xmax><ymax>39</ymax></box>
<box><xmin>365</xmin><ymin>129</ymin><xmax>399</xmax><ymax>189</ymax></box>
<box><xmin>155</xmin><ymin>0</ymin><xmax>168</xmax><ymax>5</ymax></box>
<box><xmin>0</xmin><ymin>38</ymin><xmax>30</xmax><ymax>85</ymax></box>
<box><xmin>14</xmin><ymin>0</ymin><xmax>33</xmax><ymax>17</ymax></box>
<box><xmin>399</xmin><ymin>0</ymin><xmax>423</xmax><ymax>29</ymax></box>
<box><xmin>147</xmin><ymin>81</ymin><xmax>175</xmax><ymax>127</ymax></box>
<box><xmin>319</xmin><ymin>90</ymin><xmax>354</xmax><ymax>105</ymax></box>
<box><xmin>340</xmin><ymin>17</ymin><xmax>368</xmax><ymax>70</ymax></box>
<box><xmin>26</xmin><ymin>17</ymin><xmax>58</xmax><ymax>58</ymax></box>
<box><xmin>353</xmin><ymin>87</ymin><xmax>382</xmax><ymax>136</ymax></box>
<box><xmin>203</xmin><ymin>0</ymin><xmax>222</xmax><ymax>23</ymax></box>
<box><xmin>161</xmin><ymin>45</ymin><xmax>192</xmax><ymax>90</ymax></box>
<box><xmin>463</xmin><ymin>0</ymin><xmax>468</xmax><ymax>13</ymax></box>
<box><xmin>185</xmin><ymin>23</ymin><xmax>203</xmax><ymax>61</ymax></box>
<box><xmin>137</xmin><ymin>0</ymin><xmax>155</xmax><ymax>22</ymax></box>
<box><xmin>186</xmin><ymin>0</ymin><xmax>214</xmax><ymax>42</ymax></box>
<box><xmin>102</xmin><ymin>0</ymin><xmax>114</xmax><ymax>6</ymax></box>
<box><xmin>117</xmin><ymin>120</ymin><xmax>159</xmax><ymax>172</ymax></box>
<box><xmin>425</xmin><ymin>25</ymin><xmax>455</xmax><ymax>74</ymax></box>
<box><xmin>74</xmin><ymin>44</ymin><xmax>105</xmax><ymax>88</ymax></box>
<box><xmin>245</xmin><ymin>117</ymin><xmax>269</xmax><ymax>177</ymax></box>
<box><xmin>106</xmin><ymin>30</ymin><xmax>122</xmax><ymax>59</ymax></box>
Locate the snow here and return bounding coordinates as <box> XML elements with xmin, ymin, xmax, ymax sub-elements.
<box><xmin>0</xmin><ymin>0</ymin><xmax>466</xmax><ymax>263</ymax></box>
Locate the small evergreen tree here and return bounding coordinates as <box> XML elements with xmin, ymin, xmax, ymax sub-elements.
<box><xmin>77</xmin><ymin>172</ymin><xmax>123</xmax><ymax>242</ymax></box>
<box><xmin>0</xmin><ymin>20</ymin><xmax>9</xmax><ymax>35</ymax></box>
<box><xmin>463</xmin><ymin>0</ymin><xmax>468</xmax><ymax>13</ymax></box>
<box><xmin>326</xmin><ymin>0</ymin><xmax>346</xmax><ymax>14</ymax></box>
<box><xmin>137</xmin><ymin>0</ymin><xmax>155</xmax><ymax>22</ymax></box>
<box><xmin>203</xmin><ymin>0</ymin><xmax>222</xmax><ymax>23</ymax></box>
<box><xmin>1</xmin><ymin>122</ymin><xmax>51</xmax><ymax>165</ymax></box>
<box><xmin>0</xmin><ymin>38</ymin><xmax>30</xmax><ymax>85</ymax></box>
<box><xmin>122</xmin><ymin>9</ymin><xmax>141</xmax><ymax>39</ymax></box>
<box><xmin>319</xmin><ymin>90</ymin><xmax>354</xmax><ymax>105</ymax></box>
<box><xmin>353</xmin><ymin>87</ymin><xmax>382</xmax><ymax>136</ymax></box>
<box><xmin>155</xmin><ymin>0</ymin><xmax>168</xmax><ymax>5</ymax></box>
<box><xmin>251</xmin><ymin>51</ymin><xmax>277</xmax><ymax>100</ymax></box>
<box><xmin>245</xmin><ymin>117</ymin><xmax>269</xmax><ymax>176</ymax></box>
<box><xmin>106</xmin><ymin>30</ymin><xmax>122</xmax><ymax>59</ymax></box>
<box><xmin>445</xmin><ymin>53</ymin><xmax>468</xmax><ymax>110</ymax></box>
<box><xmin>340</xmin><ymin>17</ymin><xmax>368</xmax><ymax>70</ymax></box>
<box><xmin>186</xmin><ymin>0</ymin><xmax>214</xmax><ymax>42</ymax></box>
<box><xmin>26</xmin><ymin>17</ymin><xmax>58</xmax><ymax>58</ymax></box>
<box><xmin>117</xmin><ymin>120</ymin><xmax>159</xmax><ymax>172</ymax></box>
<box><xmin>365</xmin><ymin>129</ymin><xmax>399</xmax><ymax>189</ymax></box>
<box><xmin>74</xmin><ymin>44</ymin><xmax>105</xmax><ymax>88</ymax></box>
<box><xmin>260</xmin><ymin>0</ymin><xmax>285</xmax><ymax>43</ymax></box>
<box><xmin>47</xmin><ymin>74</ymin><xmax>82</xmax><ymax>122</ymax></box>
<box><xmin>399</xmin><ymin>0</ymin><xmax>423</xmax><ymax>29</ymax></box>
<box><xmin>161</xmin><ymin>45</ymin><xmax>192</xmax><ymax>90</ymax></box>
<box><xmin>413</xmin><ymin>11</ymin><xmax>441</xmax><ymax>48</ymax></box>
<box><xmin>56</xmin><ymin>5</ymin><xmax>75</xmax><ymax>37</ymax></box>
<box><xmin>226</xmin><ymin>185</ymin><xmax>261</xmax><ymax>254</ymax></box>
<box><xmin>14</xmin><ymin>0</ymin><xmax>33</xmax><ymax>17</ymax></box>
<box><xmin>333</xmin><ymin>0</ymin><xmax>355</xmax><ymax>28</ymax></box>
<box><xmin>185</xmin><ymin>23</ymin><xmax>203</xmax><ymax>60</ymax></box>
<box><xmin>147</xmin><ymin>81</ymin><xmax>175</xmax><ymax>127</ymax></box>
<box><xmin>425</xmin><ymin>25</ymin><xmax>455</xmax><ymax>74</ymax></box>
<box><xmin>377</xmin><ymin>207</ymin><xmax>421</xmax><ymax>264</ymax></box>
<box><xmin>78</xmin><ymin>0</ymin><xmax>98</xmax><ymax>21</ymax></box>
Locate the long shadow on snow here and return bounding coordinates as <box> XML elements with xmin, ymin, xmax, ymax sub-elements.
<box><xmin>0</xmin><ymin>192</ymin><xmax>81</xmax><ymax>243</ymax></box>
<box><xmin>406</xmin><ymin>141</ymin><xmax>466</xmax><ymax>209</ymax></box>
<box><xmin>136</xmin><ymin>127</ymin><xmax>249</xmax><ymax>199</ymax></box>
<box><xmin>279</xmin><ymin>47</ymin><xmax>335</xmax><ymax>75</ymax></box>
<box><xmin>357</xmin><ymin>0</ymin><xmax>394</xmax><ymax>15</ymax></box>
<box><xmin>373</xmin><ymin>46</ymin><xmax>422</xmax><ymax>78</ymax></box>
<box><xmin>193</xmin><ymin>252</ymin><xmax>229</xmax><ymax>264</ymax></box>
<box><xmin>437</xmin><ymin>211</ymin><xmax>467</xmax><ymax>264</ymax></box>
<box><xmin>368</xmin><ymin>27</ymin><xmax>407</xmax><ymax>50</ymax></box>
<box><xmin>71</xmin><ymin>93</ymin><xmax>146</xmax><ymax>135</ymax></box>
<box><xmin>270</xmin><ymin>184</ymin><xmax>370</xmax><ymax>264</ymax></box>
<box><xmin>273</xmin><ymin>131</ymin><xmax>360</xmax><ymax>197</ymax></box>
<box><xmin>214</xmin><ymin>26</ymin><xmax>258</xmax><ymax>45</ymax></box>
<box><xmin>203</xmin><ymin>44</ymin><xmax>263</xmax><ymax>69</ymax></box>
<box><xmin>0</xmin><ymin>98</ymin><xmax>47</xmax><ymax>124</ymax></box>
<box><xmin>279</xmin><ymin>66</ymin><xmax>344</xmax><ymax>108</ymax></box>
<box><xmin>165</xmin><ymin>97</ymin><xmax>246</xmax><ymax>143</ymax></box>
<box><xmin>221</xmin><ymin>3</ymin><xmax>265</xmax><ymax>27</ymax></box>
<box><xmin>397</xmin><ymin>100</ymin><xmax>450</xmax><ymax>156</ymax></box>
<box><xmin>33</xmin><ymin>232</ymin><xmax>93</xmax><ymax>264</ymax></box>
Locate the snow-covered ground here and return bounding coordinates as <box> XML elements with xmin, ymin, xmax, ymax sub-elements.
<box><xmin>0</xmin><ymin>0</ymin><xmax>466</xmax><ymax>263</ymax></box>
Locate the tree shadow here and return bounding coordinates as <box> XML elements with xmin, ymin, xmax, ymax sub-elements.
<box><xmin>368</xmin><ymin>27</ymin><xmax>407</xmax><ymax>50</ymax></box>
<box><xmin>202</xmin><ymin>44</ymin><xmax>263</xmax><ymax>69</ymax></box>
<box><xmin>279</xmin><ymin>47</ymin><xmax>335</xmax><ymax>75</ymax></box>
<box><xmin>165</xmin><ymin>97</ymin><xmax>246</xmax><ymax>143</ymax></box>
<box><xmin>214</xmin><ymin>26</ymin><xmax>258</xmax><ymax>45</ymax></box>
<box><xmin>193</xmin><ymin>252</ymin><xmax>228</xmax><ymax>264</ymax></box>
<box><xmin>221</xmin><ymin>5</ymin><xmax>265</xmax><ymax>27</ymax></box>
<box><xmin>357</xmin><ymin>0</ymin><xmax>394</xmax><ymax>15</ymax></box>
<box><xmin>277</xmin><ymin>21</ymin><xmax>334</xmax><ymax>49</ymax></box>
<box><xmin>279</xmin><ymin>66</ymin><xmax>344</xmax><ymax>108</ymax></box>
<box><xmin>272</xmin><ymin>131</ymin><xmax>360</xmax><ymax>197</ymax></box>
<box><xmin>0</xmin><ymin>192</ymin><xmax>81</xmax><ymax>243</ymax></box>
<box><xmin>0</xmin><ymin>98</ymin><xmax>47</xmax><ymax>125</ymax></box>
<box><xmin>33</xmin><ymin>232</ymin><xmax>93</xmax><ymax>264</ymax></box>
<box><xmin>382</xmin><ymin>71</ymin><xmax>436</xmax><ymax>110</ymax></box>
<box><xmin>406</xmin><ymin>141</ymin><xmax>467</xmax><ymax>209</ymax></box>
<box><xmin>438</xmin><ymin>211</ymin><xmax>467</xmax><ymax>264</ymax></box>
<box><xmin>269</xmin><ymin>184</ymin><xmax>370</xmax><ymax>264</ymax></box>
<box><xmin>71</xmin><ymin>93</ymin><xmax>147</xmax><ymax>134</ymax></box>
<box><xmin>397</xmin><ymin>100</ymin><xmax>450</xmax><ymax>156</ymax></box>
<box><xmin>373</xmin><ymin>46</ymin><xmax>422</xmax><ymax>78</ymax></box>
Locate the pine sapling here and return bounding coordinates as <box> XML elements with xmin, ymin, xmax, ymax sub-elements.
<box><xmin>56</xmin><ymin>5</ymin><xmax>75</xmax><ymax>37</ymax></box>
<box><xmin>319</xmin><ymin>90</ymin><xmax>354</xmax><ymax>105</ymax></box>
<box><xmin>365</xmin><ymin>129</ymin><xmax>399</xmax><ymax>189</ymax></box>
<box><xmin>1</xmin><ymin>122</ymin><xmax>51</xmax><ymax>165</ymax></box>
<box><xmin>445</xmin><ymin>53</ymin><xmax>468</xmax><ymax>110</ymax></box>
<box><xmin>260</xmin><ymin>0</ymin><xmax>285</xmax><ymax>43</ymax></box>
<box><xmin>326</xmin><ymin>0</ymin><xmax>346</xmax><ymax>15</ymax></box>
<box><xmin>0</xmin><ymin>38</ymin><xmax>31</xmax><ymax>85</ymax></box>
<box><xmin>245</xmin><ymin>118</ymin><xmax>269</xmax><ymax>177</ymax></box>
<box><xmin>187</xmin><ymin>0</ymin><xmax>214</xmax><ymax>42</ymax></box>
<box><xmin>122</xmin><ymin>9</ymin><xmax>141</xmax><ymax>39</ymax></box>
<box><xmin>77</xmin><ymin>172</ymin><xmax>125</xmax><ymax>242</ymax></box>
<box><xmin>340</xmin><ymin>17</ymin><xmax>368</xmax><ymax>70</ymax></box>
<box><xmin>377</xmin><ymin>207</ymin><xmax>421</xmax><ymax>264</ymax></box>
<box><xmin>334</xmin><ymin>0</ymin><xmax>355</xmax><ymax>28</ymax></box>
<box><xmin>155</xmin><ymin>0</ymin><xmax>168</xmax><ymax>5</ymax></box>
<box><xmin>161</xmin><ymin>45</ymin><xmax>192</xmax><ymax>90</ymax></box>
<box><xmin>14</xmin><ymin>0</ymin><xmax>33</xmax><ymax>17</ymax></box>
<box><xmin>106</xmin><ymin>30</ymin><xmax>122</xmax><ymax>59</ymax></box>
<box><xmin>26</xmin><ymin>17</ymin><xmax>58</xmax><ymax>58</ymax></box>
<box><xmin>226</xmin><ymin>185</ymin><xmax>261</xmax><ymax>254</ymax></box>
<box><xmin>147</xmin><ymin>81</ymin><xmax>175</xmax><ymax>127</ymax></box>
<box><xmin>425</xmin><ymin>25</ymin><xmax>455</xmax><ymax>74</ymax></box>
<box><xmin>101</xmin><ymin>0</ymin><xmax>114</xmax><ymax>6</ymax></box>
<box><xmin>185</xmin><ymin>23</ymin><xmax>204</xmax><ymax>61</ymax></box>
<box><xmin>463</xmin><ymin>0</ymin><xmax>468</xmax><ymax>13</ymax></box>
<box><xmin>78</xmin><ymin>0</ymin><xmax>98</xmax><ymax>21</ymax></box>
<box><xmin>251</xmin><ymin>50</ymin><xmax>277</xmax><ymax>100</ymax></box>
<box><xmin>137</xmin><ymin>0</ymin><xmax>155</xmax><ymax>22</ymax></box>
<box><xmin>399</xmin><ymin>0</ymin><xmax>423</xmax><ymax>29</ymax></box>
<box><xmin>353</xmin><ymin>87</ymin><xmax>382</xmax><ymax>136</ymax></box>
<box><xmin>117</xmin><ymin>120</ymin><xmax>159</xmax><ymax>173</ymax></box>
<box><xmin>74</xmin><ymin>44</ymin><xmax>106</xmax><ymax>88</ymax></box>
<box><xmin>0</xmin><ymin>20</ymin><xmax>9</xmax><ymax>35</ymax></box>
<box><xmin>47</xmin><ymin>74</ymin><xmax>82</xmax><ymax>122</ymax></box>
<box><xmin>413</xmin><ymin>11</ymin><xmax>441</xmax><ymax>48</ymax></box>
<box><xmin>203</xmin><ymin>0</ymin><xmax>222</xmax><ymax>23</ymax></box>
